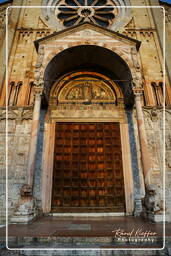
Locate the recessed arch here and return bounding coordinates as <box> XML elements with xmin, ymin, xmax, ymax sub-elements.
<box><xmin>50</xmin><ymin>71</ymin><xmax>123</xmax><ymax>106</ymax></box>
<box><xmin>43</xmin><ymin>44</ymin><xmax>134</xmax><ymax>107</ymax></box>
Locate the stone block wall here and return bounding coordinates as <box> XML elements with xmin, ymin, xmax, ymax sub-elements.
<box><xmin>0</xmin><ymin>108</ymin><xmax>32</xmax><ymax>224</ymax></box>
<box><xmin>0</xmin><ymin>108</ymin><xmax>170</xmax><ymax>224</ymax></box>
<box><xmin>165</xmin><ymin>109</ymin><xmax>171</xmax><ymax>222</ymax></box>
<box><xmin>144</xmin><ymin>107</ymin><xmax>171</xmax><ymax>222</ymax></box>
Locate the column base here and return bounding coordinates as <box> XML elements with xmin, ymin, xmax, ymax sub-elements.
<box><xmin>10</xmin><ymin>194</ymin><xmax>37</xmax><ymax>224</ymax></box>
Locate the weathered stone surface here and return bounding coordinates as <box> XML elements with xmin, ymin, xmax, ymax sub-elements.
<box><xmin>11</xmin><ymin>197</ymin><xmax>36</xmax><ymax>224</ymax></box>
<box><xmin>0</xmin><ymin>0</ymin><xmax>171</xmax><ymax>227</ymax></box>
<box><xmin>0</xmin><ymin>116</ymin><xmax>32</xmax><ymax>223</ymax></box>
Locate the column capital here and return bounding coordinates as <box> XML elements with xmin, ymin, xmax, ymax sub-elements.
<box><xmin>33</xmin><ymin>86</ymin><xmax>43</xmax><ymax>99</ymax></box>
<box><xmin>133</xmin><ymin>87</ymin><xmax>144</xmax><ymax>98</ymax></box>
<box><xmin>34</xmin><ymin>79</ymin><xmax>44</xmax><ymax>88</ymax></box>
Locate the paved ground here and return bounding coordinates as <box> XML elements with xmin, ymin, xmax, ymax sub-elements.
<box><xmin>0</xmin><ymin>216</ymin><xmax>170</xmax><ymax>249</ymax></box>
<box><xmin>0</xmin><ymin>216</ymin><xmax>167</xmax><ymax>237</ymax></box>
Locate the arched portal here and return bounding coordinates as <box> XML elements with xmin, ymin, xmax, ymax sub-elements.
<box><xmin>41</xmin><ymin>46</ymin><xmax>134</xmax><ymax>215</ymax></box>
<box><xmin>43</xmin><ymin>45</ymin><xmax>134</xmax><ymax>107</ymax></box>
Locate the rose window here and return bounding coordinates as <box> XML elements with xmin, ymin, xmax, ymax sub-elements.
<box><xmin>58</xmin><ymin>0</ymin><xmax>115</xmax><ymax>27</ymax></box>
<box><xmin>42</xmin><ymin>0</ymin><xmax>132</xmax><ymax>31</ymax></box>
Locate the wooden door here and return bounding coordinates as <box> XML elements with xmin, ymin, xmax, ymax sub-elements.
<box><xmin>51</xmin><ymin>122</ymin><xmax>125</xmax><ymax>212</ymax></box>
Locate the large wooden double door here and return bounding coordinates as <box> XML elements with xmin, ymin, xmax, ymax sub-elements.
<box><xmin>51</xmin><ymin>122</ymin><xmax>125</xmax><ymax>212</ymax></box>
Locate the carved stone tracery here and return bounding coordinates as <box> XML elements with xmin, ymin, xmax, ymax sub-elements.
<box><xmin>57</xmin><ymin>0</ymin><xmax>115</xmax><ymax>28</ymax></box>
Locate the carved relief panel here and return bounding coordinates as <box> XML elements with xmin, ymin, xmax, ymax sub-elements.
<box><xmin>48</xmin><ymin>71</ymin><xmax>126</xmax><ymax>122</ymax></box>
<box><xmin>59</xmin><ymin>81</ymin><xmax>115</xmax><ymax>103</ymax></box>
<box><xmin>50</xmin><ymin>71</ymin><xmax>122</xmax><ymax>106</ymax></box>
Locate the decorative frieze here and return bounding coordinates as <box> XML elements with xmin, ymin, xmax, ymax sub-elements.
<box><xmin>0</xmin><ymin>107</ymin><xmax>33</xmax><ymax>122</ymax></box>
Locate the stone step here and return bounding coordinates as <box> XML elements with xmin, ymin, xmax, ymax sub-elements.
<box><xmin>6</xmin><ymin>236</ymin><xmax>164</xmax><ymax>249</ymax></box>
<box><xmin>0</xmin><ymin>248</ymin><xmax>169</xmax><ymax>256</ymax></box>
<box><xmin>1</xmin><ymin>236</ymin><xmax>170</xmax><ymax>256</ymax></box>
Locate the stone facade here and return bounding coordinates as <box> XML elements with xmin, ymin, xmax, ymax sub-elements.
<box><xmin>0</xmin><ymin>107</ymin><xmax>32</xmax><ymax>223</ymax></box>
<box><xmin>0</xmin><ymin>0</ymin><xmax>171</xmax><ymax>226</ymax></box>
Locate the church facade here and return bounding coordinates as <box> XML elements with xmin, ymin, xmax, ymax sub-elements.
<box><xmin>0</xmin><ymin>0</ymin><xmax>171</xmax><ymax>226</ymax></box>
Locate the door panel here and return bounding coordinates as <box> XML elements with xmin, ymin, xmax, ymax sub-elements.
<box><xmin>51</xmin><ymin>122</ymin><xmax>125</xmax><ymax>212</ymax></box>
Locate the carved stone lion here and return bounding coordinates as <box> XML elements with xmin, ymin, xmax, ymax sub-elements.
<box><xmin>20</xmin><ymin>184</ymin><xmax>32</xmax><ymax>197</ymax></box>
<box><xmin>144</xmin><ymin>185</ymin><xmax>156</xmax><ymax>213</ymax></box>
<box><xmin>143</xmin><ymin>184</ymin><xmax>163</xmax><ymax>220</ymax></box>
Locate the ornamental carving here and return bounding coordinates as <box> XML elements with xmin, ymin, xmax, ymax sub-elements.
<box><xmin>0</xmin><ymin>108</ymin><xmax>33</xmax><ymax>122</ymax></box>
<box><xmin>64</xmin><ymin>82</ymin><xmax>113</xmax><ymax>102</ymax></box>
<box><xmin>143</xmin><ymin>108</ymin><xmax>161</xmax><ymax>125</ymax></box>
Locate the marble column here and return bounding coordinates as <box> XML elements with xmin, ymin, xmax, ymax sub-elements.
<box><xmin>11</xmin><ymin>87</ymin><xmax>43</xmax><ymax>223</ymax></box>
<box><xmin>27</xmin><ymin>88</ymin><xmax>42</xmax><ymax>187</ymax></box>
<box><xmin>134</xmin><ymin>90</ymin><xmax>152</xmax><ymax>187</ymax></box>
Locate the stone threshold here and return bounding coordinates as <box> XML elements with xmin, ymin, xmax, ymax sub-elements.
<box><xmin>47</xmin><ymin>212</ymin><xmax>125</xmax><ymax>217</ymax></box>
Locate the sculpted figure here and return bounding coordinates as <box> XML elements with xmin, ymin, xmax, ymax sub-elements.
<box><xmin>143</xmin><ymin>184</ymin><xmax>163</xmax><ymax>220</ymax></box>
<box><xmin>144</xmin><ymin>185</ymin><xmax>156</xmax><ymax>213</ymax></box>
